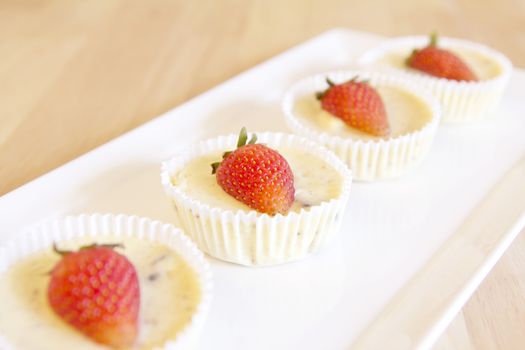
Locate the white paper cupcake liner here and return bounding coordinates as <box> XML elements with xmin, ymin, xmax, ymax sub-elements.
<box><xmin>357</xmin><ymin>36</ymin><xmax>512</xmax><ymax>123</ymax></box>
<box><xmin>282</xmin><ymin>70</ymin><xmax>441</xmax><ymax>181</ymax></box>
<box><xmin>0</xmin><ymin>213</ymin><xmax>212</xmax><ymax>350</ymax></box>
<box><xmin>161</xmin><ymin>132</ymin><xmax>352</xmax><ymax>266</ymax></box>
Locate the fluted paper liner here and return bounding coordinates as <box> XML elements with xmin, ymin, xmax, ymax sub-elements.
<box><xmin>161</xmin><ymin>132</ymin><xmax>352</xmax><ymax>266</ymax></box>
<box><xmin>283</xmin><ymin>71</ymin><xmax>441</xmax><ymax>181</ymax></box>
<box><xmin>0</xmin><ymin>213</ymin><xmax>212</xmax><ymax>350</ymax></box>
<box><xmin>357</xmin><ymin>36</ymin><xmax>512</xmax><ymax>123</ymax></box>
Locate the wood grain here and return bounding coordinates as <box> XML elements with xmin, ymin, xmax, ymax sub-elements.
<box><xmin>0</xmin><ymin>1</ymin><xmax>523</xmax><ymax>348</ymax></box>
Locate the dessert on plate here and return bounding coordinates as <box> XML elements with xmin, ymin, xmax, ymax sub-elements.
<box><xmin>358</xmin><ymin>34</ymin><xmax>512</xmax><ymax>122</ymax></box>
<box><xmin>161</xmin><ymin>129</ymin><xmax>352</xmax><ymax>266</ymax></box>
<box><xmin>283</xmin><ymin>71</ymin><xmax>441</xmax><ymax>181</ymax></box>
<box><xmin>0</xmin><ymin>214</ymin><xmax>212</xmax><ymax>350</ymax></box>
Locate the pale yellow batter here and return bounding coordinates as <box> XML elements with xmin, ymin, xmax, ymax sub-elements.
<box><xmin>173</xmin><ymin>147</ymin><xmax>344</xmax><ymax>213</ymax></box>
<box><xmin>0</xmin><ymin>237</ymin><xmax>201</xmax><ymax>350</ymax></box>
<box><xmin>293</xmin><ymin>85</ymin><xmax>433</xmax><ymax>140</ymax></box>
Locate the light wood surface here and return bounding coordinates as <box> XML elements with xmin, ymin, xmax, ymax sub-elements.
<box><xmin>1</xmin><ymin>1</ymin><xmax>523</xmax><ymax>348</ymax></box>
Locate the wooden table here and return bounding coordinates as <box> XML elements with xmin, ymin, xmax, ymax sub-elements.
<box><xmin>1</xmin><ymin>1</ymin><xmax>523</xmax><ymax>348</ymax></box>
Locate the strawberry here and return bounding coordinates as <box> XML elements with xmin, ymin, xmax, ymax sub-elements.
<box><xmin>316</xmin><ymin>77</ymin><xmax>390</xmax><ymax>137</ymax></box>
<box><xmin>405</xmin><ymin>33</ymin><xmax>478</xmax><ymax>82</ymax></box>
<box><xmin>47</xmin><ymin>244</ymin><xmax>140</xmax><ymax>348</ymax></box>
<box><xmin>211</xmin><ymin>128</ymin><xmax>294</xmax><ymax>215</ymax></box>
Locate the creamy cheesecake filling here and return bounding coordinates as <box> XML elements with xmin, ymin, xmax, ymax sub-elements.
<box><xmin>293</xmin><ymin>85</ymin><xmax>433</xmax><ymax>140</ymax></box>
<box><xmin>173</xmin><ymin>147</ymin><xmax>344</xmax><ymax>213</ymax></box>
<box><xmin>374</xmin><ymin>47</ymin><xmax>502</xmax><ymax>80</ymax></box>
<box><xmin>0</xmin><ymin>237</ymin><xmax>201</xmax><ymax>350</ymax></box>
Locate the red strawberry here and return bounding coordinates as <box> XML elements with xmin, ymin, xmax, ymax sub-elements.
<box><xmin>211</xmin><ymin>128</ymin><xmax>294</xmax><ymax>215</ymax></box>
<box><xmin>316</xmin><ymin>77</ymin><xmax>390</xmax><ymax>137</ymax></box>
<box><xmin>406</xmin><ymin>33</ymin><xmax>478</xmax><ymax>82</ymax></box>
<box><xmin>48</xmin><ymin>244</ymin><xmax>139</xmax><ymax>348</ymax></box>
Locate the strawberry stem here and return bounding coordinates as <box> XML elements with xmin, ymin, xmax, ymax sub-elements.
<box><xmin>53</xmin><ymin>243</ymin><xmax>71</xmax><ymax>256</ymax></box>
<box><xmin>248</xmin><ymin>134</ymin><xmax>257</xmax><ymax>144</ymax></box>
<box><xmin>80</xmin><ymin>243</ymin><xmax>123</xmax><ymax>251</ymax></box>
<box><xmin>52</xmin><ymin>242</ymin><xmax>123</xmax><ymax>256</ymax></box>
<box><xmin>211</xmin><ymin>127</ymin><xmax>258</xmax><ymax>175</ymax></box>
<box><xmin>316</xmin><ymin>78</ymin><xmax>335</xmax><ymax>100</ymax></box>
<box><xmin>237</xmin><ymin>127</ymin><xmax>248</xmax><ymax>148</ymax></box>
<box><xmin>211</xmin><ymin>162</ymin><xmax>221</xmax><ymax>174</ymax></box>
<box><xmin>317</xmin><ymin>76</ymin><xmax>369</xmax><ymax>100</ymax></box>
<box><xmin>430</xmin><ymin>32</ymin><xmax>438</xmax><ymax>46</ymax></box>
<box><xmin>405</xmin><ymin>48</ymin><xmax>418</xmax><ymax>66</ymax></box>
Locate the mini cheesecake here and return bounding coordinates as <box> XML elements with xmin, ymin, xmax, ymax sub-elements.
<box><xmin>0</xmin><ymin>214</ymin><xmax>212</xmax><ymax>350</ymax></box>
<box><xmin>283</xmin><ymin>71</ymin><xmax>441</xmax><ymax>181</ymax></box>
<box><xmin>161</xmin><ymin>132</ymin><xmax>352</xmax><ymax>266</ymax></box>
<box><xmin>358</xmin><ymin>36</ymin><xmax>512</xmax><ymax>122</ymax></box>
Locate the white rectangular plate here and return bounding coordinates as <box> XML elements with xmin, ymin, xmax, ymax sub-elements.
<box><xmin>1</xmin><ymin>29</ymin><xmax>525</xmax><ymax>349</ymax></box>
